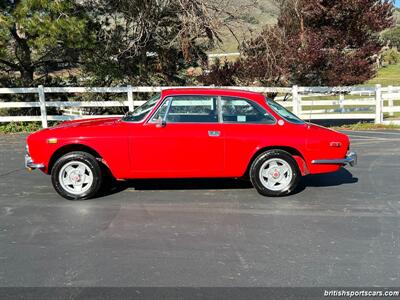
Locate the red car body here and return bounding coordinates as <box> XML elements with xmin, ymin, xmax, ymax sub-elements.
<box><xmin>26</xmin><ymin>88</ymin><xmax>356</xmax><ymax>198</ymax></box>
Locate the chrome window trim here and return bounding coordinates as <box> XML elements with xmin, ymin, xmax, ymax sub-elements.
<box><xmin>146</xmin><ymin>94</ymin><xmax>277</xmax><ymax>125</ymax></box>
<box><xmin>220</xmin><ymin>96</ymin><xmax>277</xmax><ymax>125</ymax></box>
<box><xmin>265</xmin><ymin>97</ymin><xmax>304</xmax><ymax>125</ymax></box>
<box><xmin>147</xmin><ymin>94</ymin><xmax>220</xmax><ymax>124</ymax></box>
<box><xmin>163</xmin><ymin>97</ymin><xmax>174</xmax><ymax>123</ymax></box>
<box><xmin>217</xmin><ymin>96</ymin><xmax>223</xmax><ymax>124</ymax></box>
<box><xmin>121</xmin><ymin>93</ymin><xmax>161</xmax><ymax>124</ymax></box>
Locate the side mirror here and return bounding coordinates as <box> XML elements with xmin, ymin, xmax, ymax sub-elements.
<box><xmin>156</xmin><ymin>116</ymin><xmax>166</xmax><ymax>128</ymax></box>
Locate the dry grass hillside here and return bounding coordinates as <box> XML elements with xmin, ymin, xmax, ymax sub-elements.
<box><xmin>214</xmin><ymin>4</ymin><xmax>400</xmax><ymax>53</ymax></box>
<box><xmin>212</xmin><ymin>0</ymin><xmax>278</xmax><ymax>53</ymax></box>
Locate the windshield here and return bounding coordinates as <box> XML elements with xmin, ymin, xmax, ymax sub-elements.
<box><xmin>266</xmin><ymin>98</ymin><xmax>304</xmax><ymax>124</ymax></box>
<box><xmin>122</xmin><ymin>93</ymin><xmax>160</xmax><ymax>122</ymax></box>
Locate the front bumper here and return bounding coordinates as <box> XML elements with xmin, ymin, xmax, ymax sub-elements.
<box><xmin>25</xmin><ymin>154</ymin><xmax>45</xmax><ymax>170</ymax></box>
<box><xmin>311</xmin><ymin>151</ymin><xmax>357</xmax><ymax>167</ymax></box>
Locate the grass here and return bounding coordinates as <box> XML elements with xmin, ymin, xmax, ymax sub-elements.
<box><xmin>364</xmin><ymin>63</ymin><xmax>400</xmax><ymax>86</ymax></box>
<box><xmin>331</xmin><ymin>122</ymin><xmax>400</xmax><ymax>131</ymax></box>
<box><xmin>0</xmin><ymin>122</ymin><xmax>42</xmax><ymax>134</ymax></box>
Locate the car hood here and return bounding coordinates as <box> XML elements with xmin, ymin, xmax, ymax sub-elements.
<box><xmin>27</xmin><ymin>117</ymin><xmax>123</xmax><ymax>143</ymax></box>
<box><xmin>50</xmin><ymin>117</ymin><xmax>121</xmax><ymax>130</ymax></box>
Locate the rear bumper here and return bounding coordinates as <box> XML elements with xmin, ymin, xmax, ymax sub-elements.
<box><xmin>311</xmin><ymin>151</ymin><xmax>357</xmax><ymax>167</ymax></box>
<box><xmin>25</xmin><ymin>154</ymin><xmax>45</xmax><ymax>170</ymax></box>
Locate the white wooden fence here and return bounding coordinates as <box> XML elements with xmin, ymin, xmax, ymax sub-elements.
<box><xmin>0</xmin><ymin>85</ymin><xmax>399</xmax><ymax>128</ymax></box>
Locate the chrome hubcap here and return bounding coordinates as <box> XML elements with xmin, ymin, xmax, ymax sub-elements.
<box><xmin>59</xmin><ymin>161</ymin><xmax>93</xmax><ymax>195</ymax></box>
<box><xmin>259</xmin><ymin>158</ymin><xmax>293</xmax><ymax>191</ymax></box>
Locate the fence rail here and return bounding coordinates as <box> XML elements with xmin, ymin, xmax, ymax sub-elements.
<box><xmin>1</xmin><ymin>85</ymin><xmax>399</xmax><ymax>128</ymax></box>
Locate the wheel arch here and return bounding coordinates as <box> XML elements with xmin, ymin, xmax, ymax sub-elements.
<box><xmin>48</xmin><ymin>143</ymin><xmax>104</xmax><ymax>175</ymax></box>
<box><xmin>245</xmin><ymin>146</ymin><xmax>309</xmax><ymax>177</ymax></box>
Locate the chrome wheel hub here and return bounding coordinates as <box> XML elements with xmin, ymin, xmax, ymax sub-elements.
<box><xmin>70</xmin><ymin>171</ymin><xmax>82</xmax><ymax>183</ymax></box>
<box><xmin>59</xmin><ymin>161</ymin><xmax>93</xmax><ymax>195</ymax></box>
<box><xmin>259</xmin><ymin>158</ymin><xmax>293</xmax><ymax>191</ymax></box>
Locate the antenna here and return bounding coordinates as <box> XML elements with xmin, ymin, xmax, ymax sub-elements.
<box><xmin>309</xmin><ymin>90</ymin><xmax>313</xmax><ymax>124</ymax></box>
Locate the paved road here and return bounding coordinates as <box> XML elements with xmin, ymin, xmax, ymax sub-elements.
<box><xmin>0</xmin><ymin>131</ymin><xmax>399</xmax><ymax>287</ymax></box>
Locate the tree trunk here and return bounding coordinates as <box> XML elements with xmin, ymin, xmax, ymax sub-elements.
<box><xmin>11</xmin><ymin>24</ymin><xmax>35</xmax><ymax>86</ymax></box>
<box><xmin>21</xmin><ymin>68</ymin><xmax>34</xmax><ymax>86</ymax></box>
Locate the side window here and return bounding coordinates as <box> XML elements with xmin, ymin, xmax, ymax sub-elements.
<box><xmin>152</xmin><ymin>96</ymin><xmax>218</xmax><ymax>123</ymax></box>
<box><xmin>221</xmin><ymin>97</ymin><xmax>275</xmax><ymax>124</ymax></box>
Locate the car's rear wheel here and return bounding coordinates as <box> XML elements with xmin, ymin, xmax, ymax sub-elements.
<box><xmin>250</xmin><ymin>150</ymin><xmax>300</xmax><ymax>197</ymax></box>
<box><xmin>51</xmin><ymin>151</ymin><xmax>102</xmax><ymax>200</ymax></box>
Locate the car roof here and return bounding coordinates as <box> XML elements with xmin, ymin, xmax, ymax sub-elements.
<box><xmin>161</xmin><ymin>88</ymin><xmax>264</xmax><ymax>99</ymax></box>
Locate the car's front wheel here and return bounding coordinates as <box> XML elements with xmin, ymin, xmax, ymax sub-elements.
<box><xmin>250</xmin><ymin>150</ymin><xmax>300</xmax><ymax>197</ymax></box>
<box><xmin>51</xmin><ymin>151</ymin><xmax>103</xmax><ymax>200</ymax></box>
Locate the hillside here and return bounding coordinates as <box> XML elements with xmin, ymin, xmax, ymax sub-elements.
<box><xmin>214</xmin><ymin>4</ymin><xmax>400</xmax><ymax>53</ymax></box>
<box><xmin>213</xmin><ymin>0</ymin><xmax>278</xmax><ymax>53</ymax></box>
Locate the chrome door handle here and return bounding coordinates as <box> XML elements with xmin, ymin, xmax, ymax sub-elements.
<box><xmin>208</xmin><ymin>131</ymin><xmax>220</xmax><ymax>137</ymax></box>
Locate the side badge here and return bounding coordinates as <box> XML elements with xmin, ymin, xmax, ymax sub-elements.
<box><xmin>278</xmin><ymin>120</ymin><xmax>284</xmax><ymax>126</ymax></box>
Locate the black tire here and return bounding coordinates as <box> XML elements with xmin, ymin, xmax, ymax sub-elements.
<box><xmin>51</xmin><ymin>151</ymin><xmax>103</xmax><ymax>200</ymax></box>
<box><xmin>250</xmin><ymin>149</ymin><xmax>300</xmax><ymax>197</ymax></box>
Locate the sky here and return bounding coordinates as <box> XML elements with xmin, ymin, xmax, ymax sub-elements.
<box><xmin>396</xmin><ymin>0</ymin><xmax>400</xmax><ymax>8</ymax></box>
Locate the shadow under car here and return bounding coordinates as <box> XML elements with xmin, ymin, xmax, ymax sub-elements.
<box><xmin>97</xmin><ymin>167</ymin><xmax>358</xmax><ymax>198</ymax></box>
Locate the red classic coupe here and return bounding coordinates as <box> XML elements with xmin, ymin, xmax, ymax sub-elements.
<box><xmin>25</xmin><ymin>88</ymin><xmax>357</xmax><ymax>200</ymax></box>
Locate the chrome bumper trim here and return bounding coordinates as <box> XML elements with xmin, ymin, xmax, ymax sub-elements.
<box><xmin>25</xmin><ymin>154</ymin><xmax>45</xmax><ymax>170</ymax></box>
<box><xmin>312</xmin><ymin>151</ymin><xmax>357</xmax><ymax>167</ymax></box>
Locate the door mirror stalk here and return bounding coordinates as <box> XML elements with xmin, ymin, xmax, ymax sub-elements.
<box><xmin>156</xmin><ymin>117</ymin><xmax>166</xmax><ymax>128</ymax></box>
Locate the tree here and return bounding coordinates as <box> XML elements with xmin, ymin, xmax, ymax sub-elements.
<box><xmin>202</xmin><ymin>0</ymin><xmax>394</xmax><ymax>87</ymax></box>
<box><xmin>0</xmin><ymin>0</ymin><xmax>92</xmax><ymax>86</ymax></box>
<box><xmin>81</xmin><ymin>0</ymin><xmax>251</xmax><ymax>86</ymax></box>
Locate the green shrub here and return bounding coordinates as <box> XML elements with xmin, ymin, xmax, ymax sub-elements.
<box><xmin>0</xmin><ymin>122</ymin><xmax>43</xmax><ymax>134</ymax></box>
<box><xmin>331</xmin><ymin>122</ymin><xmax>400</xmax><ymax>130</ymax></box>
<box><xmin>381</xmin><ymin>26</ymin><xmax>400</xmax><ymax>48</ymax></box>
<box><xmin>382</xmin><ymin>48</ymin><xmax>400</xmax><ymax>65</ymax></box>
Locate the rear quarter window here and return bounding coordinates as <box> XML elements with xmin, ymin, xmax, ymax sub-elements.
<box><xmin>221</xmin><ymin>96</ymin><xmax>275</xmax><ymax>124</ymax></box>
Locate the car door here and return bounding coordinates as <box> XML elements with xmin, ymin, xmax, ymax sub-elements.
<box><xmin>220</xmin><ymin>96</ymin><xmax>276</xmax><ymax>177</ymax></box>
<box><xmin>130</xmin><ymin>95</ymin><xmax>225</xmax><ymax>178</ymax></box>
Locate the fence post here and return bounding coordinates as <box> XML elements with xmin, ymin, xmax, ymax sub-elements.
<box><xmin>127</xmin><ymin>85</ymin><xmax>134</xmax><ymax>112</ymax></box>
<box><xmin>292</xmin><ymin>85</ymin><xmax>299</xmax><ymax>115</ymax></box>
<box><xmin>339</xmin><ymin>93</ymin><xmax>345</xmax><ymax>112</ymax></box>
<box><xmin>388</xmin><ymin>85</ymin><xmax>394</xmax><ymax>117</ymax></box>
<box><xmin>38</xmin><ymin>85</ymin><xmax>48</xmax><ymax>128</ymax></box>
<box><xmin>298</xmin><ymin>93</ymin><xmax>302</xmax><ymax>116</ymax></box>
<box><xmin>375</xmin><ymin>84</ymin><xmax>382</xmax><ymax>124</ymax></box>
